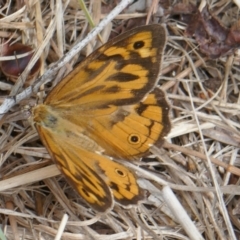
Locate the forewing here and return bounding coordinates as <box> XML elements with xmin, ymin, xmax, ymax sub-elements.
<box><xmin>36</xmin><ymin>124</ymin><xmax>144</xmax><ymax>211</ymax></box>
<box><xmin>45</xmin><ymin>25</ymin><xmax>166</xmax><ymax>109</ymax></box>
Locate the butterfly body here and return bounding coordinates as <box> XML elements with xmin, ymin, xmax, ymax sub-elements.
<box><xmin>33</xmin><ymin>25</ymin><xmax>170</xmax><ymax>212</ymax></box>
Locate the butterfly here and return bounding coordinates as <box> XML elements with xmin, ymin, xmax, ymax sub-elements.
<box><xmin>32</xmin><ymin>24</ymin><xmax>171</xmax><ymax>213</ymax></box>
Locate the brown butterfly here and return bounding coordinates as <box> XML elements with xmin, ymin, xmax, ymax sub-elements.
<box><xmin>32</xmin><ymin>24</ymin><xmax>170</xmax><ymax>212</ymax></box>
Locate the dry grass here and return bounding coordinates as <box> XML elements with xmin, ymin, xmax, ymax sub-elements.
<box><xmin>0</xmin><ymin>0</ymin><xmax>240</xmax><ymax>239</ymax></box>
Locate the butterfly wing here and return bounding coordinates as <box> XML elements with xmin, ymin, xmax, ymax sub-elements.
<box><xmin>35</xmin><ymin>118</ymin><xmax>144</xmax><ymax>212</ymax></box>
<box><xmin>45</xmin><ymin>25</ymin><xmax>166</xmax><ymax>106</ymax></box>
<box><xmin>86</xmin><ymin>88</ymin><xmax>171</xmax><ymax>159</ymax></box>
<box><xmin>44</xmin><ymin>24</ymin><xmax>169</xmax><ymax>159</ymax></box>
<box><xmin>45</xmin><ymin>25</ymin><xmax>166</xmax><ymax>108</ymax></box>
